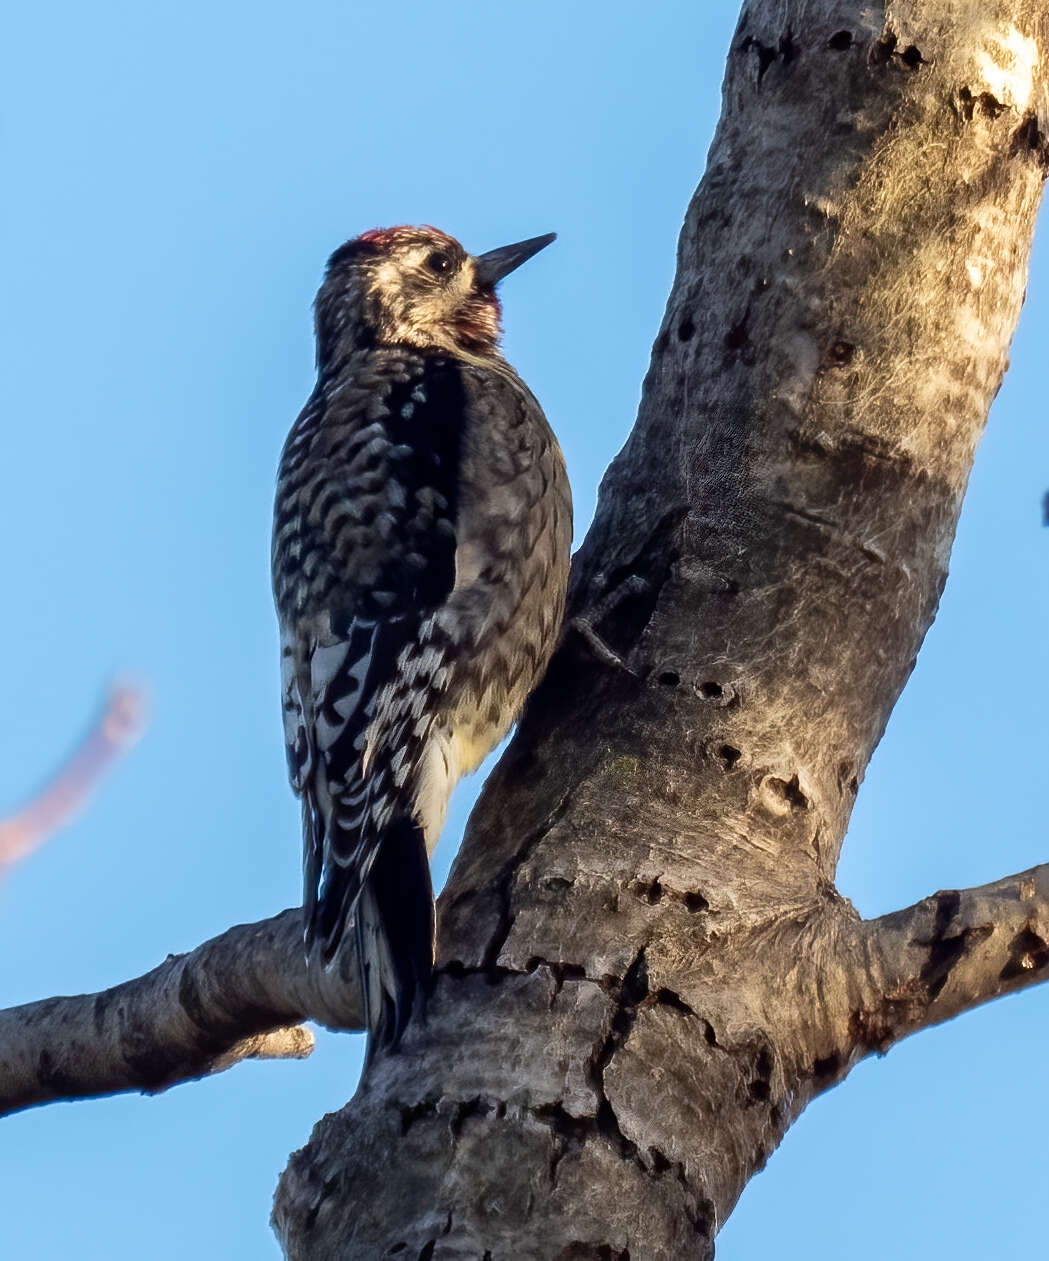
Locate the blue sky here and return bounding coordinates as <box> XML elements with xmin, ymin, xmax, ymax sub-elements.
<box><xmin>2</xmin><ymin>2</ymin><xmax>1046</xmax><ymax>1256</ymax></box>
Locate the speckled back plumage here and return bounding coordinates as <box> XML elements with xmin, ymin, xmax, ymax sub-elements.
<box><xmin>272</xmin><ymin>226</ymin><xmax>571</xmax><ymax>1059</ymax></box>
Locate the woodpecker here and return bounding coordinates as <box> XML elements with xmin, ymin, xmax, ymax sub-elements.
<box><xmin>272</xmin><ymin>225</ymin><xmax>572</xmax><ymax>1060</ymax></box>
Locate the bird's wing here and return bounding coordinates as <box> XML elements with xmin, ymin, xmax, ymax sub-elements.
<box><xmin>274</xmin><ymin>351</ymin><xmax>465</xmax><ymax>956</ymax></box>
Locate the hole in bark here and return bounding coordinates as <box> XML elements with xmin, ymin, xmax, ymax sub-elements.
<box><xmin>550</xmin><ymin>961</ymin><xmax>588</xmax><ymax>992</ymax></box>
<box><xmin>717</xmin><ymin>744</ymin><xmax>742</xmax><ymax>770</ymax></box>
<box><xmin>684</xmin><ymin>890</ymin><xmax>709</xmax><ymax>913</ymax></box>
<box><xmin>640</xmin><ymin>877</ymin><xmax>663</xmax><ymax>904</ymax></box>
<box><xmin>767</xmin><ymin>774</ymin><xmax>809</xmax><ymax>810</ymax></box>
<box><xmin>871</xmin><ymin>31</ymin><xmax>897</xmax><ymax>65</ymax></box>
<box><xmin>400</xmin><ymin>1101</ymin><xmax>432</xmax><ymax>1136</ymax></box>
<box><xmin>1000</xmin><ymin>928</ymin><xmax>1049</xmax><ymax>981</ymax></box>
<box><xmin>739</xmin><ymin>35</ymin><xmax>776</xmax><ymax>81</ymax></box>
<box><xmin>543</xmin><ymin>876</ymin><xmax>573</xmax><ymax>894</ymax></box>
<box><xmin>418</xmin><ymin>1243</ymin><xmax>436</xmax><ymax>1261</ymax></box>
<box><xmin>1011</xmin><ymin>113</ymin><xmax>1049</xmax><ymax>166</ymax></box>
<box><xmin>388</xmin><ymin>1246</ymin><xmax>407</xmax><ymax>1256</ymax></box>
<box><xmin>978</xmin><ymin>92</ymin><xmax>1005</xmax><ymax>117</ymax></box>
<box><xmin>703</xmin><ymin>1021</ymin><xmax>720</xmax><ymax>1047</ymax></box>
<box><xmin>813</xmin><ymin>1052</ymin><xmax>843</xmax><ymax>1078</ymax></box>
<box><xmin>535</xmin><ymin>1102</ymin><xmax>594</xmax><ymax>1166</ymax></box>
<box><xmin>900</xmin><ymin>44</ymin><xmax>924</xmax><ymax>68</ymax></box>
<box><xmin>698</xmin><ymin>680</ymin><xmax>723</xmax><ymax>699</ymax></box>
<box><xmin>828</xmin><ymin>339</ymin><xmax>854</xmax><ymax>365</ymax></box>
<box><xmin>779</xmin><ymin>31</ymin><xmax>798</xmax><ymax>65</ymax></box>
<box><xmin>827</xmin><ymin>30</ymin><xmax>853</xmax><ymax>50</ymax></box>
<box><xmin>748</xmin><ymin>1046</ymin><xmax>774</xmax><ymax>1102</ymax></box>
<box><xmin>649</xmin><ymin>1148</ymin><xmax>672</xmax><ymax>1174</ymax></box>
<box><xmin>916</xmin><ymin>892</ymin><xmax>993</xmax><ymax>999</ymax></box>
<box><xmin>658</xmin><ymin>670</ymin><xmax>680</xmax><ymax>686</ymax></box>
<box><xmin>848</xmin><ymin>775</ymin><xmax>859</xmax><ymax>794</ymax></box>
<box><xmin>724</xmin><ymin>313</ymin><xmax>749</xmax><ymax>351</ymax></box>
<box><xmin>677</xmin><ymin>314</ymin><xmax>695</xmax><ymax>341</ymax></box>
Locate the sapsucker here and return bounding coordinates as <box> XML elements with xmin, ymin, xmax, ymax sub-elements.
<box><xmin>272</xmin><ymin>226</ymin><xmax>572</xmax><ymax>1060</ymax></box>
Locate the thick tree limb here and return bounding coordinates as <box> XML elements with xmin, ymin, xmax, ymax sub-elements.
<box><xmin>856</xmin><ymin>863</ymin><xmax>1049</xmax><ymax>1052</ymax></box>
<box><xmin>0</xmin><ymin>909</ymin><xmax>361</xmax><ymax>1116</ymax></box>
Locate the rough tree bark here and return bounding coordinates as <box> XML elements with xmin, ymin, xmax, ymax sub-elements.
<box><xmin>270</xmin><ymin>1</ymin><xmax>1049</xmax><ymax>1255</ymax></box>
<box><xmin>3</xmin><ymin>0</ymin><xmax>1048</xmax><ymax>1256</ymax></box>
<box><xmin>0</xmin><ymin>911</ymin><xmax>341</xmax><ymax>1113</ymax></box>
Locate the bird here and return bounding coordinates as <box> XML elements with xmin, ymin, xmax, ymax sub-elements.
<box><xmin>272</xmin><ymin>225</ymin><xmax>572</xmax><ymax>1061</ymax></box>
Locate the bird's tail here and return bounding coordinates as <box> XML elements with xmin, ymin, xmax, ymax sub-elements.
<box><xmin>354</xmin><ymin>815</ymin><xmax>435</xmax><ymax>1067</ymax></box>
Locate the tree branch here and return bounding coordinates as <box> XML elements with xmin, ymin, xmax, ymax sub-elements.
<box><xmin>0</xmin><ymin>909</ymin><xmax>362</xmax><ymax>1116</ymax></box>
<box><xmin>855</xmin><ymin>864</ymin><xmax>1049</xmax><ymax>1054</ymax></box>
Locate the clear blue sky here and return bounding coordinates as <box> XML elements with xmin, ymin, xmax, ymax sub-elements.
<box><xmin>2</xmin><ymin>2</ymin><xmax>1046</xmax><ymax>1257</ymax></box>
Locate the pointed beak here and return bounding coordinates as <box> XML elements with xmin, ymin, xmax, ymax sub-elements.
<box><xmin>473</xmin><ymin>232</ymin><xmax>557</xmax><ymax>288</ymax></box>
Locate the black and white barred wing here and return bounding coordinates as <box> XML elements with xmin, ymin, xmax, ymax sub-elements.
<box><xmin>281</xmin><ymin>615</ymin><xmax>413</xmax><ymax>953</ymax></box>
<box><xmin>273</xmin><ymin>352</ymin><xmax>464</xmax><ymax>960</ymax></box>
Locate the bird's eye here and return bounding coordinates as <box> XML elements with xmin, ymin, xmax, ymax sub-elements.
<box><xmin>426</xmin><ymin>251</ymin><xmax>453</xmax><ymax>277</ymax></box>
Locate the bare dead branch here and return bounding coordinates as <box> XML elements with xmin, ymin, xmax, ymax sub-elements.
<box><xmin>0</xmin><ymin>682</ymin><xmax>147</xmax><ymax>874</ymax></box>
<box><xmin>855</xmin><ymin>864</ymin><xmax>1049</xmax><ymax>1054</ymax></box>
<box><xmin>0</xmin><ymin>909</ymin><xmax>362</xmax><ymax>1117</ymax></box>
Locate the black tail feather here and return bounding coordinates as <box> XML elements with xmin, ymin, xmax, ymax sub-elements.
<box><xmin>353</xmin><ymin>816</ymin><xmax>435</xmax><ymax>1066</ymax></box>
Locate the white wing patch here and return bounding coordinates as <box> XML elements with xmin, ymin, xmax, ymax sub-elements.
<box><xmin>310</xmin><ymin>631</ymin><xmax>375</xmax><ymax>755</ymax></box>
<box><xmin>280</xmin><ymin>628</ymin><xmax>312</xmax><ymax>792</ymax></box>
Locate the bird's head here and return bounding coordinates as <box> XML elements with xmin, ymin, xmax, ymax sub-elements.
<box><xmin>313</xmin><ymin>225</ymin><xmax>555</xmax><ymax>369</ymax></box>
